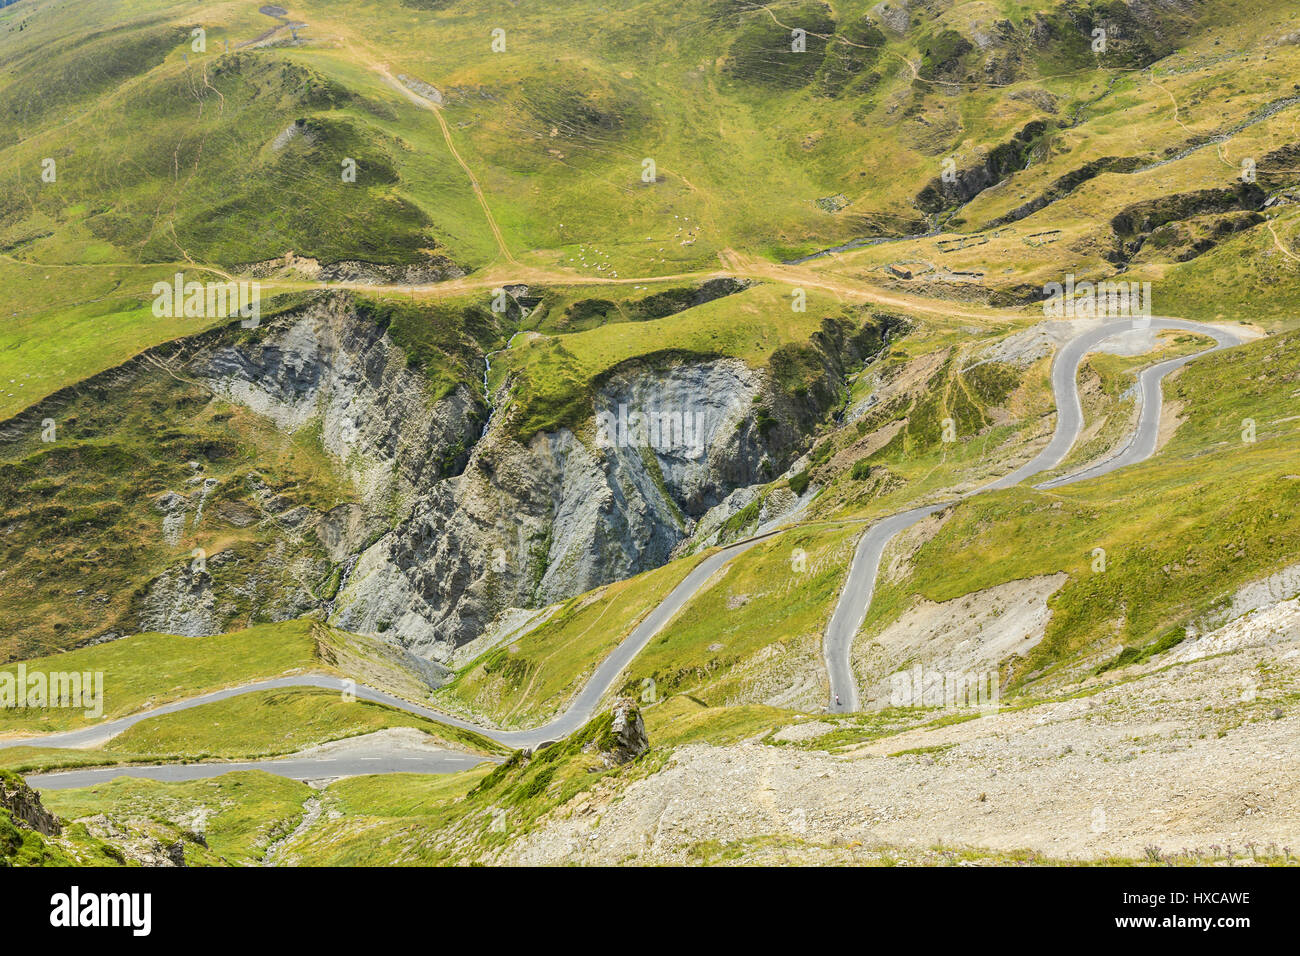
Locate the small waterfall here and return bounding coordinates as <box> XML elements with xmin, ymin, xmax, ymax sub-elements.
<box><xmin>322</xmin><ymin>553</ymin><xmax>360</xmax><ymax>619</ymax></box>
<box><xmin>481</xmin><ymin>352</ymin><xmax>494</xmax><ymax>437</ymax></box>
<box><xmin>479</xmin><ymin>332</ymin><xmax>522</xmax><ymax>438</ymax></box>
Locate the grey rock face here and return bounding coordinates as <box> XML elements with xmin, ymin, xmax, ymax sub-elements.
<box><xmin>136</xmin><ymin>297</ymin><xmax>484</xmax><ymax>638</ymax></box>
<box><xmin>193</xmin><ymin>296</ymin><xmax>482</xmax><ymax>504</ymax></box>
<box><xmin>138</xmin><ymin>560</ymin><xmax>222</xmax><ymax>637</ymax></box>
<box><xmin>610</xmin><ymin>698</ymin><xmax>650</xmax><ymax>760</ymax></box>
<box><xmin>584</xmin><ymin>697</ymin><xmax>649</xmax><ymax>766</ymax></box>
<box><xmin>871</xmin><ymin>1</ymin><xmax>909</xmax><ymax>35</ymax></box>
<box><xmin>329</xmin><ymin>357</ymin><xmax>792</xmax><ymax>659</ymax></box>
<box><xmin>397</xmin><ymin>73</ymin><xmax>443</xmax><ymax>105</ymax></box>
<box><xmin>315</xmin><ymin>257</ymin><xmax>466</xmax><ymax>286</ymax></box>
<box><xmin>0</xmin><ymin>773</ymin><xmax>61</xmax><ymax>836</ymax></box>
<box><xmin>682</xmin><ymin>481</ymin><xmax>808</xmax><ymax>553</ymax></box>
<box><xmin>137</xmin><ymin>541</ymin><xmax>323</xmax><ymax>637</ymax></box>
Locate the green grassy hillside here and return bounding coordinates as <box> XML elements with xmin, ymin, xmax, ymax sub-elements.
<box><xmin>5</xmin><ymin>0</ymin><xmax>1300</xmax><ymax>868</ymax></box>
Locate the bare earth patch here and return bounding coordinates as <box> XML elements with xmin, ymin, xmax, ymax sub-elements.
<box><xmin>854</xmin><ymin>574</ymin><xmax>1067</xmax><ymax>708</ymax></box>
<box><xmin>500</xmin><ymin>594</ymin><xmax>1300</xmax><ymax>865</ymax></box>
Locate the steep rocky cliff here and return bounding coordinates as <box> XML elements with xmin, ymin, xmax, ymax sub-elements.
<box><xmin>328</xmin><ymin>307</ymin><xmax>902</xmax><ymax>659</ymax></box>
<box><xmin>131</xmin><ymin>294</ymin><xmax>486</xmax><ymax>638</ymax></box>
<box><xmin>330</xmin><ymin>355</ymin><xmax>783</xmax><ymax>656</ymax></box>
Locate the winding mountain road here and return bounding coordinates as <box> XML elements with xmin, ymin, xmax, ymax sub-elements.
<box><xmin>824</xmin><ymin>317</ymin><xmax>1248</xmax><ymax>712</ymax></box>
<box><xmin>8</xmin><ymin>534</ymin><xmax>774</xmax><ymax>787</ymax></box>
<box><xmin>6</xmin><ymin>318</ymin><xmax>1247</xmax><ymax>785</ymax></box>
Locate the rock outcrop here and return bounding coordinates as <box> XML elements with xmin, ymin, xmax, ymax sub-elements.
<box><xmin>585</xmin><ymin>697</ymin><xmax>649</xmax><ymax>766</ymax></box>
<box><xmin>0</xmin><ymin>771</ymin><xmax>61</xmax><ymax>837</ymax></box>
<box><xmin>241</xmin><ymin>252</ymin><xmax>468</xmax><ymax>286</ymax></box>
